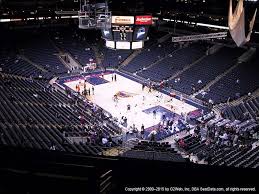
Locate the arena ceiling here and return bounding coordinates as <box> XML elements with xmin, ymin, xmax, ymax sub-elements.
<box><xmin>0</xmin><ymin>0</ymin><xmax>258</xmax><ymax>32</ymax></box>
<box><xmin>1</xmin><ymin>0</ymin><xmax>258</xmax><ymax>15</ymax></box>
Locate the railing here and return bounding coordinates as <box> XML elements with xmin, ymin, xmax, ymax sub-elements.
<box><xmin>66</xmin><ymin>136</ymin><xmax>89</xmax><ymax>144</ymax></box>
<box><xmin>99</xmin><ymin>170</ymin><xmax>112</xmax><ymax>193</ymax></box>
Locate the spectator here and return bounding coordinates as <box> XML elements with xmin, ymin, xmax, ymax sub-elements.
<box><xmin>102</xmin><ymin>137</ymin><xmax>108</xmax><ymax>146</ymax></box>
<box><xmin>141</xmin><ymin>124</ymin><xmax>145</xmax><ymax>139</ymax></box>
<box><xmin>219</xmin><ymin>132</ymin><xmax>228</xmax><ymax>145</ymax></box>
<box><xmin>178</xmin><ymin>138</ymin><xmax>186</xmax><ymax>149</ymax></box>
<box><xmin>150</xmin><ymin>133</ymin><xmax>155</xmax><ymax>141</ymax></box>
<box><xmin>50</xmin><ymin>144</ymin><xmax>56</xmax><ymax>150</ymax></box>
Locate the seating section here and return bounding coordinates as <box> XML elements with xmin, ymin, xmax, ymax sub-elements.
<box><xmin>181</xmin><ymin>135</ymin><xmax>259</xmax><ymax>168</ymax></box>
<box><xmin>1</xmin><ymin>27</ymin><xmax>259</xmax><ymax>168</ymax></box>
<box><xmin>222</xmin><ymin>97</ymin><xmax>259</xmax><ymax>121</ymax></box>
<box><xmin>53</xmin><ymin>29</ymin><xmax>96</xmax><ymax>66</ymax></box>
<box><xmin>170</xmin><ymin>47</ymin><xmax>244</xmax><ymax>95</ymax></box>
<box><xmin>17</xmin><ymin>30</ymin><xmax>67</xmax><ymax>75</ymax></box>
<box><xmin>148</xmin><ymin>30</ymin><xmax>169</xmax><ymax>41</ymax></box>
<box><xmin>177</xmin><ymin>116</ymin><xmax>259</xmax><ymax>168</ymax></box>
<box><xmin>122</xmin><ymin>141</ymin><xmax>185</xmax><ymax>162</ymax></box>
<box><xmin>199</xmin><ymin>55</ymin><xmax>259</xmax><ymax>103</ymax></box>
<box><xmin>138</xmin><ymin>44</ymin><xmax>205</xmax><ymax>82</ymax></box>
<box><xmin>0</xmin><ymin>31</ymin><xmax>51</xmax><ymax>79</ymax></box>
<box><xmin>121</xmin><ymin>40</ymin><xmax>179</xmax><ymax>73</ymax></box>
<box><xmin>0</xmin><ymin>74</ymin><xmax>121</xmax><ymax>155</ymax></box>
<box><xmin>0</xmin><ymin>54</ymin><xmax>53</xmax><ymax>79</ymax></box>
<box><xmin>100</xmin><ymin>48</ymin><xmax>132</xmax><ymax>68</ymax></box>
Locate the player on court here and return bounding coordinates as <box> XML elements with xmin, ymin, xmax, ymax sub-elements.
<box><xmin>142</xmin><ymin>95</ymin><xmax>146</xmax><ymax>105</ymax></box>
<box><xmin>127</xmin><ymin>104</ymin><xmax>131</xmax><ymax>112</ymax></box>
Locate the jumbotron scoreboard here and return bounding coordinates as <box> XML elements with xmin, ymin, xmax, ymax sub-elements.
<box><xmin>101</xmin><ymin>15</ymin><xmax>152</xmax><ymax>49</ymax></box>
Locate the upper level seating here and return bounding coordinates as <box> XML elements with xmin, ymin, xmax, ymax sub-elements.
<box><xmin>121</xmin><ymin>40</ymin><xmax>179</xmax><ymax>73</ymax></box>
<box><xmin>170</xmin><ymin>47</ymin><xmax>244</xmax><ymax>95</ymax></box>
<box><xmin>148</xmin><ymin>30</ymin><xmax>169</xmax><ymax>41</ymax></box>
<box><xmin>0</xmin><ymin>31</ymin><xmax>51</xmax><ymax>78</ymax></box>
<box><xmin>138</xmin><ymin>44</ymin><xmax>205</xmax><ymax>82</ymax></box>
<box><xmin>199</xmin><ymin>55</ymin><xmax>259</xmax><ymax>103</ymax></box>
<box><xmin>222</xmin><ymin>97</ymin><xmax>259</xmax><ymax>121</ymax></box>
<box><xmin>122</xmin><ymin>141</ymin><xmax>185</xmax><ymax>162</ymax></box>
<box><xmin>101</xmin><ymin>48</ymin><xmax>132</xmax><ymax>68</ymax></box>
<box><xmin>0</xmin><ymin>29</ymin><xmax>15</xmax><ymax>53</ymax></box>
<box><xmin>53</xmin><ymin>30</ymin><xmax>96</xmax><ymax>66</ymax></box>
<box><xmin>17</xmin><ymin>31</ymin><xmax>67</xmax><ymax>75</ymax></box>
<box><xmin>0</xmin><ymin>54</ymin><xmax>52</xmax><ymax>79</ymax></box>
<box><xmin>0</xmin><ymin>74</ymin><xmax>120</xmax><ymax>154</ymax></box>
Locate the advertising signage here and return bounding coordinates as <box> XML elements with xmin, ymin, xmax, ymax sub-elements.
<box><xmin>112</xmin><ymin>16</ymin><xmax>135</xmax><ymax>25</ymax></box>
<box><xmin>135</xmin><ymin>15</ymin><xmax>152</xmax><ymax>25</ymax></box>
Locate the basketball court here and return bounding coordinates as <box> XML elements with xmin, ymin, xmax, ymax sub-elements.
<box><xmin>63</xmin><ymin>72</ymin><xmax>198</xmax><ymax>138</ymax></box>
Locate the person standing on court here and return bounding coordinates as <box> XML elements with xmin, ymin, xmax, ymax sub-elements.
<box><xmin>153</xmin><ymin>110</ymin><xmax>156</xmax><ymax>119</ymax></box>
<box><xmin>142</xmin><ymin>83</ymin><xmax>145</xmax><ymax>91</ymax></box>
<box><xmin>92</xmin><ymin>86</ymin><xmax>94</xmax><ymax>95</ymax></box>
<box><xmin>114</xmin><ymin>74</ymin><xmax>117</xmax><ymax>82</ymax></box>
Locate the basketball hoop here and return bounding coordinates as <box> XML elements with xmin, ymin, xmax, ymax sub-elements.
<box><xmin>79</xmin><ymin>0</ymin><xmax>112</xmax><ymax>30</ymax></box>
